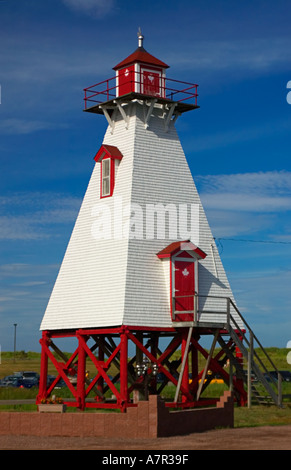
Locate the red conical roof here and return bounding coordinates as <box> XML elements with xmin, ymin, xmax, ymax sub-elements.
<box><xmin>113</xmin><ymin>46</ymin><xmax>169</xmax><ymax>70</ymax></box>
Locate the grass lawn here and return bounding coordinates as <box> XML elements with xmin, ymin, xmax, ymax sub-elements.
<box><xmin>234</xmin><ymin>404</ymin><xmax>291</xmax><ymax>428</ymax></box>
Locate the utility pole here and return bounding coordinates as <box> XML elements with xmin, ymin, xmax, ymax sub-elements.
<box><xmin>13</xmin><ymin>323</ymin><xmax>17</xmax><ymax>363</ymax></box>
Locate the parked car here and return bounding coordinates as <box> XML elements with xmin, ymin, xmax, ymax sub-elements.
<box><xmin>264</xmin><ymin>370</ymin><xmax>291</xmax><ymax>383</ymax></box>
<box><xmin>54</xmin><ymin>379</ymin><xmax>67</xmax><ymax>389</ymax></box>
<box><xmin>13</xmin><ymin>371</ymin><xmax>40</xmax><ymax>388</ymax></box>
<box><xmin>47</xmin><ymin>375</ymin><xmax>57</xmax><ymax>386</ymax></box>
<box><xmin>18</xmin><ymin>371</ymin><xmax>39</xmax><ymax>380</ymax></box>
<box><xmin>279</xmin><ymin>370</ymin><xmax>291</xmax><ymax>382</ymax></box>
<box><xmin>157</xmin><ymin>371</ymin><xmax>179</xmax><ymax>383</ymax></box>
<box><xmin>0</xmin><ymin>375</ymin><xmax>23</xmax><ymax>387</ymax></box>
<box><xmin>23</xmin><ymin>376</ymin><xmax>39</xmax><ymax>388</ymax></box>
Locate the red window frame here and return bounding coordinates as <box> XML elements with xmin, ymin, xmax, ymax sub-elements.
<box><xmin>94</xmin><ymin>145</ymin><xmax>123</xmax><ymax>199</ymax></box>
<box><xmin>101</xmin><ymin>157</ymin><xmax>115</xmax><ymax>198</ymax></box>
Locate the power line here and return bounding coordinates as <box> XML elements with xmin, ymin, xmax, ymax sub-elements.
<box><xmin>215</xmin><ymin>237</ymin><xmax>291</xmax><ymax>245</ymax></box>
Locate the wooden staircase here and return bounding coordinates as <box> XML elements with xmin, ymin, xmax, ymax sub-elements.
<box><xmin>192</xmin><ymin>295</ymin><xmax>283</xmax><ymax>407</ymax></box>
<box><xmin>228</xmin><ymin>320</ymin><xmax>282</xmax><ymax>407</ymax></box>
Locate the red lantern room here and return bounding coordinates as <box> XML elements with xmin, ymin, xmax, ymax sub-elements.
<box><xmin>83</xmin><ymin>30</ymin><xmax>198</xmax><ymax>116</ymax></box>
<box><xmin>114</xmin><ymin>29</ymin><xmax>169</xmax><ymax>98</ymax></box>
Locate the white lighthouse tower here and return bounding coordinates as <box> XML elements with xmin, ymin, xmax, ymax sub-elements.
<box><xmin>40</xmin><ymin>32</ymin><xmax>234</xmax><ymax>333</ymax></box>
<box><xmin>37</xmin><ymin>33</ymin><xmax>279</xmax><ymax>412</ymax></box>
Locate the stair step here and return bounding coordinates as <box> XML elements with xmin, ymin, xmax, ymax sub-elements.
<box><xmin>216</xmin><ymin>317</ymin><xmax>282</xmax><ymax>407</ymax></box>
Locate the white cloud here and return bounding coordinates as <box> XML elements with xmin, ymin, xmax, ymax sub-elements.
<box><xmin>168</xmin><ymin>37</ymin><xmax>291</xmax><ymax>76</ymax></box>
<box><xmin>0</xmin><ymin>192</ymin><xmax>81</xmax><ymax>240</ymax></box>
<box><xmin>0</xmin><ymin>119</ymin><xmax>68</xmax><ymax>135</ymax></box>
<box><xmin>0</xmin><ymin>216</ymin><xmax>45</xmax><ymax>240</ymax></box>
<box><xmin>201</xmin><ymin>193</ymin><xmax>291</xmax><ymax>212</ymax></box>
<box><xmin>62</xmin><ymin>0</ymin><xmax>115</xmax><ymax>17</ymax></box>
<box><xmin>15</xmin><ymin>281</ymin><xmax>46</xmax><ymax>287</ymax></box>
<box><xmin>232</xmin><ymin>268</ymin><xmax>291</xmax><ymax>320</ymax></box>
<box><xmin>189</xmin><ymin>118</ymin><xmax>291</xmax><ymax>153</ymax></box>
<box><xmin>196</xmin><ymin>170</ymin><xmax>291</xmax><ymax>238</ymax></box>
<box><xmin>205</xmin><ymin>211</ymin><xmax>275</xmax><ymax>238</ymax></box>
<box><xmin>0</xmin><ymin>263</ymin><xmax>58</xmax><ymax>280</ymax></box>
<box><xmin>197</xmin><ymin>170</ymin><xmax>291</xmax><ymax>210</ymax></box>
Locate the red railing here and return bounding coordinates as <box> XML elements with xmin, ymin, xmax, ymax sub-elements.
<box><xmin>83</xmin><ymin>73</ymin><xmax>198</xmax><ymax>109</ymax></box>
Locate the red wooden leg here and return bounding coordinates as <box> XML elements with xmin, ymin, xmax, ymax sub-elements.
<box><xmin>77</xmin><ymin>333</ymin><xmax>86</xmax><ymax>410</ymax></box>
<box><xmin>36</xmin><ymin>331</ymin><xmax>49</xmax><ymax>404</ymax></box>
<box><xmin>119</xmin><ymin>329</ymin><xmax>128</xmax><ymax>412</ymax></box>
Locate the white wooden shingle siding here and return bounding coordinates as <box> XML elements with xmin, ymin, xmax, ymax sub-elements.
<box><xmin>40</xmin><ymin>101</ymin><xmax>239</xmax><ymax>331</ymax></box>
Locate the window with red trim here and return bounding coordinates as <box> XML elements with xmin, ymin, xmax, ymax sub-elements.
<box><xmin>101</xmin><ymin>158</ymin><xmax>112</xmax><ymax>197</ymax></box>
<box><xmin>94</xmin><ymin>144</ymin><xmax>123</xmax><ymax>199</ymax></box>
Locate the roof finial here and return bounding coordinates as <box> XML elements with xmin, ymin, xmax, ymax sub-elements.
<box><xmin>137</xmin><ymin>27</ymin><xmax>144</xmax><ymax>48</ymax></box>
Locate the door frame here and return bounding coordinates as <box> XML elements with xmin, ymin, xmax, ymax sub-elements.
<box><xmin>140</xmin><ymin>65</ymin><xmax>164</xmax><ymax>97</ymax></box>
<box><xmin>171</xmin><ymin>251</ymin><xmax>198</xmax><ymax>321</ymax></box>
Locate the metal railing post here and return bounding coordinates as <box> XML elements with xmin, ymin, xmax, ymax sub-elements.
<box><xmin>247</xmin><ymin>331</ymin><xmax>254</xmax><ymax>408</ymax></box>
<box><xmin>278</xmin><ymin>372</ymin><xmax>282</xmax><ymax>407</ymax></box>
<box><xmin>194</xmin><ymin>292</ymin><xmax>198</xmax><ymax>325</ymax></box>
<box><xmin>226</xmin><ymin>297</ymin><xmax>230</xmax><ymax>330</ymax></box>
<box><xmin>172</xmin><ymin>297</ymin><xmax>175</xmax><ymax>321</ymax></box>
<box><xmin>229</xmin><ymin>361</ymin><xmax>233</xmax><ymax>393</ymax></box>
<box><xmin>84</xmin><ymin>89</ymin><xmax>87</xmax><ymax>109</ymax></box>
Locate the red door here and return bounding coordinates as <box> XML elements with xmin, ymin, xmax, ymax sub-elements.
<box><xmin>174</xmin><ymin>260</ymin><xmax>195</xmax><ymax>321</ymax></box>
<box><xmin>142</xmin><ymin>70</ymin><xmax>161</xmax><ymax>96</ymax></box>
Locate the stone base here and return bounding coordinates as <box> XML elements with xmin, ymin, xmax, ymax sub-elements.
<box><xmin>0</xmin><ymin>391</ymin><xmax>233</xmax><ymax>439</ymax></box>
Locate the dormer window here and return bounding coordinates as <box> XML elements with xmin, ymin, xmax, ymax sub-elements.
<box><xmin>94</xmin><ymin>144</ymin><xmax>123</xmax><ymax>199</ymax></box>
<box><xmin>101</xmin><ymin>158</ymin><xmax>111</xmax><ymax>197</ymax></box>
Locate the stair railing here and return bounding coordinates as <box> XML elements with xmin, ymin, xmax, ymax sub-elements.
<box><xmin>174</xmin><ymin>293</ymin><xmax>283</xmax><ymax>406</ymax></box>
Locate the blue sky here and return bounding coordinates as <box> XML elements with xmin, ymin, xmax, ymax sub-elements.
<box><xmin>1</xmin><ymin>0</ymin><xmax>291</xmax><ymax>352</ymax></box>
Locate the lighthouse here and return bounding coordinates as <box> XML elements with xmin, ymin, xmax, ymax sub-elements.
<box><xmin>37</xmin><ymin>32</ymin><xmax>278</xmax><ymax>412</ymax></box>
<box><xmin>40</xmin><ymin>32</ymin><xmax>234</xmax><ymax>333</ymax></box>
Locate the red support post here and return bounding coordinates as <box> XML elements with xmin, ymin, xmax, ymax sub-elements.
<box><xmin>97</xmin><ymin>336</ymin><xmax>104</xmax><ymax>399</ymax></box>
<box><xmin>36</xmin><ymin>331</ymin><xmax>49</xmax><ymax>404</ymax></box>
<box><xmin>84</xmin><ymin>88</ymin><xmax>87</xmax><ymax>109</ymax></box>
<box><xmin>77</xmin><ymin>332</ymin><xmax>86</xmax><ymax>410</ymax></box>
<box><xmin>190</xmin><ymin>339</ymin><xmax>199</xmax><ymax>396</ymax></box>
<box><xmin>119</xmin><ymin>329</ymin><xmax>128</xmax><ymax>411</ymax></box>
<box><xmin>150</xmin><ymin>333</ymin><xmax>158</xmax><ymax>393</ymax></box>
<box><xmin>181</xmin><ymin>330</ymin><xmax>190</xmax><ymax>403</ymax></box>
<box><xmin>37</xmin><ymin>326</ymin><xmax>243</xmax><ymax>411</ymax></box>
